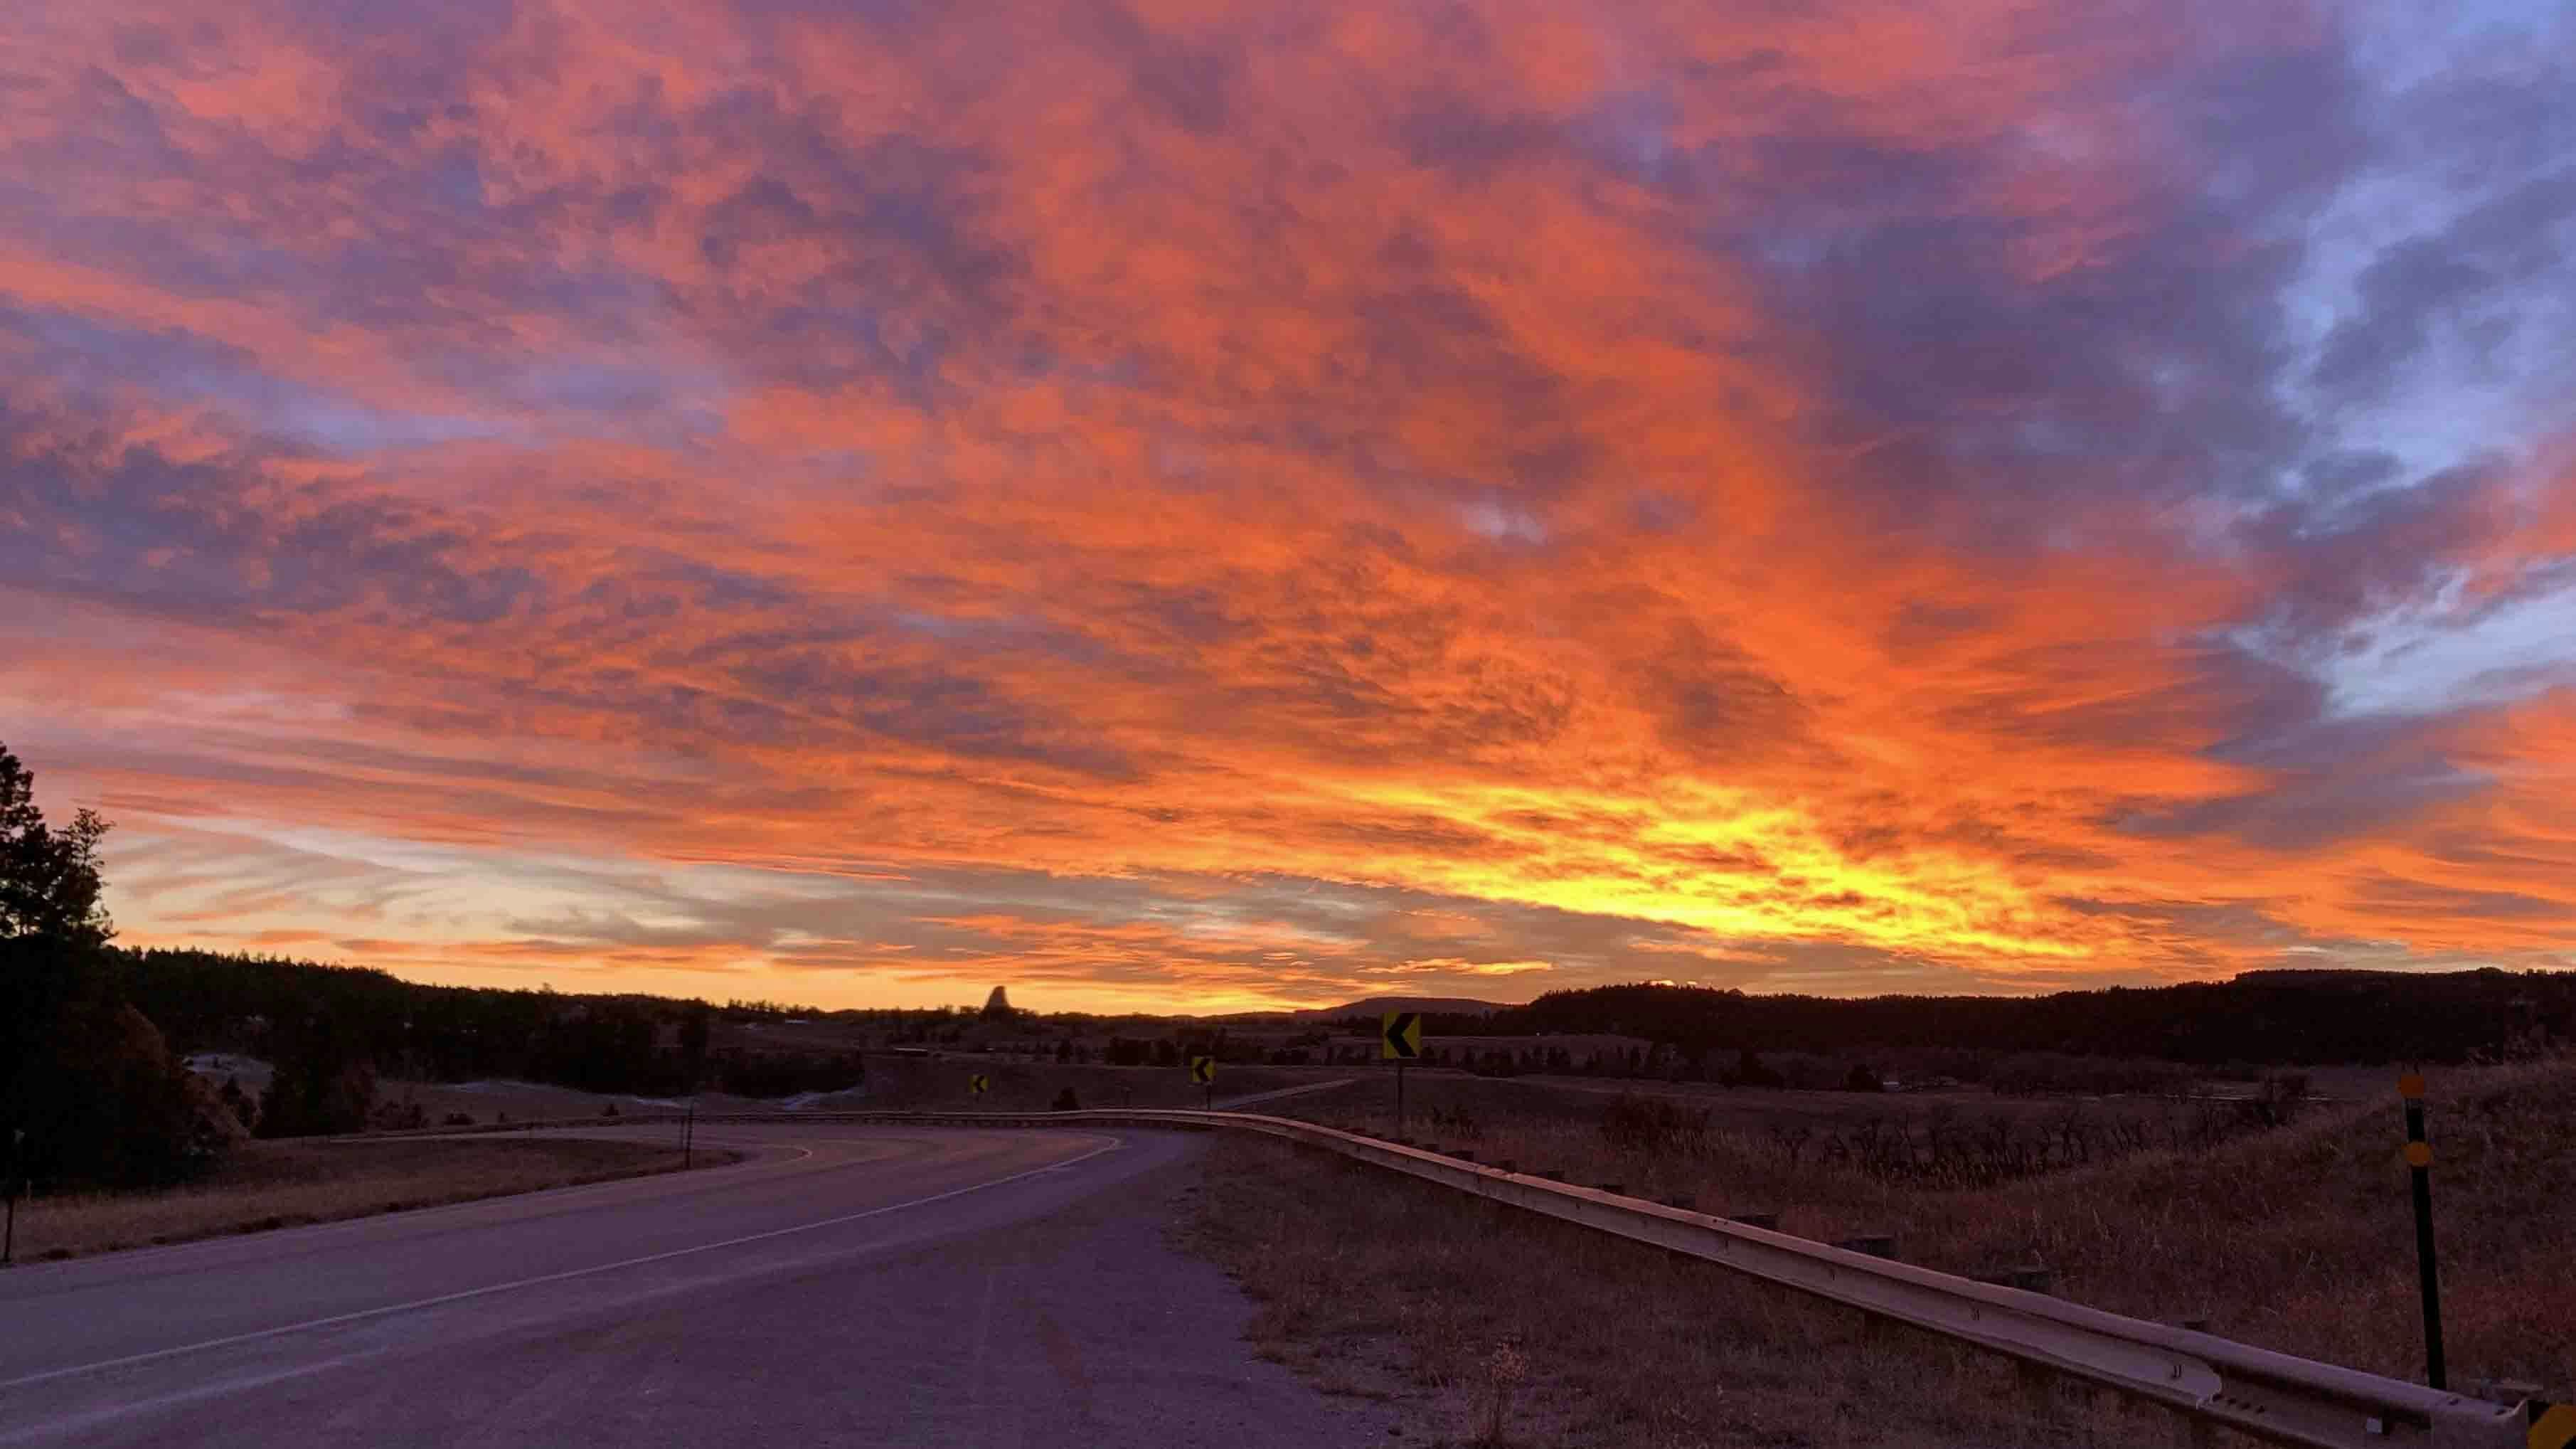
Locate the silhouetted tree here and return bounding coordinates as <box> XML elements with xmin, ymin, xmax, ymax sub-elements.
<box><xmin>218</xmin><ymin>1074</ymin><xmax>257</xmax><ymax>1133</ymax></box>
<box><xmin>0</xmin><ymin>743</ymin><xmax>112</xmax><ymax>946</ymax></box>
<box><xmin>258</xmin><ymin>1011</ymin><xmax>376</xmax><ymax>1137</ymax></box>
<box><xmin>1731</xmin><ymin>1048</ymin><xmax>1784</xmax><ymax>1088</ymax></box>
<box><xmin>0</xmin><ymin>743</ymin><xmax>240</xmax><ymax>1184</ymax></box>
<box><xmin>678</xmin><ymin>1004</ymin><xmax>712</xmax><ymax>1087</ymax></box>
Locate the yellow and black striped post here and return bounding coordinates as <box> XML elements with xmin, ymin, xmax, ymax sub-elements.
<box><xmin>2398</xmin><ymin>1072</ymin><xmax>2444</xmax><ymax>1390</ymax></box>
<box><xmin>2529</xmin><ymin>1400</ymin><xmax>2576</xmax><ymax>1449</ymax></box>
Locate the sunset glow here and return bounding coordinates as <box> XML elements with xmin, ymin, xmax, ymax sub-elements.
<box><xmin>6</xmin><ymin>0</ymin><xmax>2573</xmax><ymax>1010</ymax></box>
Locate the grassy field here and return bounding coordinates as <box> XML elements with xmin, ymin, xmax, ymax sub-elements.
<box><xmin>1262</xmin><ymin>1070</ymin><xmax>2290</xmax><ymax>1194</ymax></box>
<box><xmin>10</xmin><ymin>1137</ymin><xmax>735</xmax><ymax>1262</ymax></box>
<box><xmin>853</xmin><ymin>1052</ymin><xmax>1348</xmax><ymax>1111</ymax></box>
<box><xmin>1186</xmin><ymin>1059</ymin><xmax>2574</xmax><ymax>1448</ymax></box>
<box><xmin>307</xmin><ymin>1055</ymin><xmax>1353</xmax><ymax>1127</ymax></box>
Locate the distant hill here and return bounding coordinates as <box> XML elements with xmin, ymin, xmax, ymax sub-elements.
<box><xmin>1483</xmin><ymin>970</ymin><xmax>2576</xmax><ymax>1066</ymax></box>
<box><xmin>1210</xmin><ymin>995</ymin><xmax>1509</xmax><ymax>1025</ymax></box>
<box><xmin>1292</xmin><ymin>995</ymin><xmax>1508</xmax><ymax>1024</ymax></box>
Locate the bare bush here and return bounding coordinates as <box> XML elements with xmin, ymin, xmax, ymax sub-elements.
<box><xmin>1599</xmin><ymin>1093</ymin><xmax>1709</xmax><ymax>1157</ymax></box>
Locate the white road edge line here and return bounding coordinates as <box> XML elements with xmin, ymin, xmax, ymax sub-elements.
<box><xmin>0</xmin><ymin>1133</ymin><xmax>1124</xmax><ymax>1395</ymax></box>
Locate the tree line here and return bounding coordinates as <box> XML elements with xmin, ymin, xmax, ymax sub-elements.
<box><xmin>115</xmin><ymin>948</ymin><xmax>869</xmax><ymax>1123</ymax></box>
<box><xmin>1409</xmin><ymin>972</ymin><xmax>2576</xmax><ymax>1068</ymax></box>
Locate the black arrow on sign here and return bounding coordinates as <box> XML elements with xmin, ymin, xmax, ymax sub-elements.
<box><xmin>1383</xmin><ymin>1012</ymin><xmax>1420</xmax><ymax>1059</ymax></box>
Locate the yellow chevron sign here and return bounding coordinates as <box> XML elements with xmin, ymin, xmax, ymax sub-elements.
<box><xmin>968</xmin><ymin>1073</ymin><xmax>990</xmax><ymax>1095</ymax></box>
<box><xmin>1188</xmin><ymin>1054</ymin><xmax>1215</xmax><ymax>1086</ymax></box>
<box><xmin>1381</xmin><ymin>1011</ymin><xmax>1422</xmax><ymax>1061</ymax></box>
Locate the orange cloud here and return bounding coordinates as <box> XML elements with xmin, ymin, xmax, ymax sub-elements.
<box><xmin>4</xmin><ymin>0</ymin><xmax>2572</xmax><ymax>1010</ymax></box>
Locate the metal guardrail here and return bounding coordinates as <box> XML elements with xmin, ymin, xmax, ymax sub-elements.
<box><xmin>497</xmin><ymin>1105</ymin><xmax>2535</xmax><ymax>1448</ymax></box>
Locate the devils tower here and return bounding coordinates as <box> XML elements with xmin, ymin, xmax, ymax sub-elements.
<box><xmin>981</xmin><ymin>984</ymin><xmax>1015</xmax><ymax>1020</ymax></box>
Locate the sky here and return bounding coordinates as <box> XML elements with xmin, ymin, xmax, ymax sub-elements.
<box><xmin>3</xmin><ymin>0</ymin><xmax>2573</xmax><ymax>1014</ymax></box>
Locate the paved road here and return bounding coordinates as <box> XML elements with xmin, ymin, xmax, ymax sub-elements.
<box><xmin>0</xmin><ymin>1127</ymin><xmax>1397</xmax><ymax>1448</ymax></box>
<box><xmin>1210</xmin><ymin>1078</ymin><xmax>1358</xmax><ymax>1111</ymax></box>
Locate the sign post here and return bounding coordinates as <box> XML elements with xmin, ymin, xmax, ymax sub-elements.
<box><xmin>2397</xmin><ymin>1072</ymin><xmax>2444</xmax><ymax>1390</ymax></box>
<box><xmin>3</xmin><ymin>1127</ymin><xmax>20</xmax><ymax>1268</ymax></box>
<box><xmin>682</xmin><ymin>1096</ymin><xmax>696</xmax><ymax>1172</ymax></box>
<box><xmin>1380</xmin><ymin>1012</ymin><xmax>1421</xmax><ymax>1137</ymax></box>
<box><xmin>1188</xmin><ymin>1053</ymin><xmax>1216</xmax><ymax>1110</ymax></box>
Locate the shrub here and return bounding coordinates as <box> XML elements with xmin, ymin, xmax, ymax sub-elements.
<box><xmin>1599</xmin><ymin>1093</ymin><xmax>1709</xmax><ymax>1157</ymax></box>
<box><xmin>1987</xmin><ymin>1052</ymin><xmax>2194</xmax><ymax>1097</ymax></box>
<box><xmin>4</xmin><ymin>979</ymin><xmax>236</xmax><ymax>1187</ymax></box>
<box><xmin>217</xmin><ymin>1076</ymin><xmax>257</xmax><ymax>1133</ymax></box>
<box><xmin>1723</xmin><ymin>1048</ymin><xmax>1785</xmax><ymax>1088</ymax></box>
<box><xmin>371</xmin><ymin>1099</ymin><xmax>428</xmax><ymax>1131</ymax></box>
<box><xmin>256</xmin><ymin>1012</ymin><xmax>376</xmax><ymax>1137</ymax></box>
<box><xmin>1428</xmin><ymin>1103</ymin><xmax>1480</xmax><ymax>1140</ymax></box>
<box><xmin>2257</xmin><ymin>1071</ymin><xmax>2309</xmax><ymax>1118</ymax></box>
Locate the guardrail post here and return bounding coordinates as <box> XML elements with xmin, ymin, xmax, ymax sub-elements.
<box><xmin>2016</xmin><ymin>1361</ymin><xmax>2054</xmax><ymax>1417</ymax></box>
<box><xmin>2165</xmin><ymin>1307</ymin><xmax>2220</xmax><ymax>1447</ymax></box>
<box><xmin>1850</xmin><ymin>1236</ymin><xmax>1903</xmax><ymax>1346</ymax></box>
<box><xmin>2</xmin><ymin>1126</ymin><xmax>21</xmax><ymax>1267</ymax></box>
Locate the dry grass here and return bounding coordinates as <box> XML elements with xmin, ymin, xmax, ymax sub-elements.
<box><xmin>856</xmin><ymin>1053</ymin><xmax>1343</xmax><ymax>1111</ymax></box>
<box><xmin>1277</xmin><ymin>1071</ymin><xmax>2260</xmax><ymax>1182</ymax></box>
<box><xmin>1905</xmin><ymin>1059</ymin><xmax>2576</xmax><ymax>1388</ymax></box>
<box><xmin>1187</xmin><ymin>1059</ymin><xmax>2576</xmax><ymax>1447</ymax></box>
<box><xmin>10</xmin><ymin>1136</ymin><xmax>735</xmax><ymax>1262</ymax></box>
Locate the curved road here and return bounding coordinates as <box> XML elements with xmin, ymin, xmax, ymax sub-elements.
<box><xmin>1</xmin><ymin>1127</ymin><xmax>1394</xmax><ymax>1447</ymax></box>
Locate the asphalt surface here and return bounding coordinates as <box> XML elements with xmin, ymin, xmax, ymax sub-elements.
<box><xmin>1</xmin><ymin>1126</ymin><xmax>1396</xmax><ymax>1448</ymax></box>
